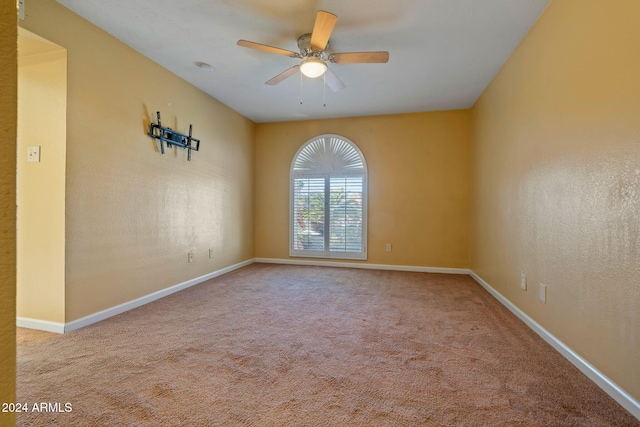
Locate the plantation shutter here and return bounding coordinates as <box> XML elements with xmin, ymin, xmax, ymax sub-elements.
<box><xmin>290</xmin><ymin>135</ymin><xmax>367</xmax><ymax>260</ymax></box>
<box><xmin>293</xmin><ymin>177</ymin><xmax>326</xmax><ymax>253</ymax></box>
<box><xmin>329</xmin><ymin>176</ymin><xmax>363</xmax><ymax>253</ymax></box>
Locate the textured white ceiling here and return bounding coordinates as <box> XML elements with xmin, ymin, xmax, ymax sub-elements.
<box><xmin>56</xmin><ymin>0</ymin><xmax>550</xmax><ymax>123</ymax></box>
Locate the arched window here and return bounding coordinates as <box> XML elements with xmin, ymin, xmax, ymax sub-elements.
<box><xmin>290</xmin><ymin>134</ymin><xmax>367</xmax><ymax>260</ymax></box>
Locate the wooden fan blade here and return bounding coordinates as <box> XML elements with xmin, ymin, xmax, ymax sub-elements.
<box><xmin>324</xmin><ymin>68</ymin><xmax>345</xmax><ymax>92</ymax></box>
<box><xmin>310</xmin><ymin>10</ymin><xmax>338</xmax><ymax>51</ymax></box>
<box><xmin>330</xmin><ymin>51</ymin><xmax>389</xmax><ymax>64</ymax></box>
<box><xmin>237</xmin><ymin>40</ymin><xmax>300</xmax><ymax>58</ymax></box>
<box><xmin>265</xmin><ymin>65</ymin><xmax>300</xmax><ymax>85</ymax></box>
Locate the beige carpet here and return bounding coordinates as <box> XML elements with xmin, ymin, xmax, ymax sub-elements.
<box><xmin>16</xmin><ymin>264</ymin><xmax>639</xmax><ymax>426</ymax></box>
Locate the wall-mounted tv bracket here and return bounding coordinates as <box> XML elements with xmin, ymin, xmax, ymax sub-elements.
<box><xmin>147</xmin><ymin>111</ymin><xmax>200</xmax><ymax>161</ymax></box>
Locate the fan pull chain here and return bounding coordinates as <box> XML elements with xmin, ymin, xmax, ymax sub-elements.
<box><xmin>300</xmin><ymin>71</ymin><xmax>303</xmax><ymax>105</ymax></box>
<box><xmin>323</xmin><ymin>72</ymin><xmax>326</xmax><ymax>107</ymax></box>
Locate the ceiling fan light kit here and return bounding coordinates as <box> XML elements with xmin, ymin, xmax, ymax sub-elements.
<box><xmin>300</xmin><ymin>58</ymin><xmax>327</xmax><ymax>78</ymax></box>
<box><xmin>237</xmin><ymin>10</ymin><xmax>389</xmax><ymax>97</ymax></box>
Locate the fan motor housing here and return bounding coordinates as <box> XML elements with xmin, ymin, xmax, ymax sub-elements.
<box><xmin>297</xmin><ymin>33</ymin><xmax>327</xmax><ymax>58</ymax></box>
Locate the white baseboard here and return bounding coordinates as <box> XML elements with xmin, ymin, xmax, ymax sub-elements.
<box><xmin>17</xmin><ymin>317</ymin><xmax>65</xmax><ymax>334</ymax></box>
<box><xmin>255</xmin><ymin>257</ymin><xmax>469</xmax><ymax>275</ymax></box>
<box><xmin>18</xmin><ymin>259</ymin><xmax>462</xmax><ymax>334</ymax></box>
<box><xmin>469</xmin><ymin>270</ymin><xmax>640</xmax><ymax>420</ymax></box>
<box><xmin>63</xmin><ymin>258</ymin><xmax>255</xmax><ymax>333</ymax></box>
<box><xmin>18</xmin><ymin>258</ymin><xmax>256</xmax><ymax>334</ymax></box>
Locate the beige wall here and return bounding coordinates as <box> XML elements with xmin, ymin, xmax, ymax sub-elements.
<box><xmin>0</xmin><ymin>1</ymin><xmax>17</xmax><ymax>425</ymax></box>
<box><xmin>17</xmin><ymin>29</ymin><xmax>66</xmax><ymax>323</ymax></box>
<box><xmin>255</xmin><ymin>111</ymin><xmax>470</xmax><ymax>268</ymax></box>
<box><xmin>470</xmin><ymin>0</ymin><xmax>640</xmax><ymax>401</ymax></box>
<box><xmin>21</xmin><ymin>0</ymin><xmax>255</xmax><ymax>322</ymax></box>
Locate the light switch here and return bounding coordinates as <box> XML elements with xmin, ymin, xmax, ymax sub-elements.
<box><xmin>539</xmin><ymin>283</ymin><xmax>547</xmax><ymax>303</ymax></box>
<box><xmin>27</xmin><ymin>146</ymin><xmax>41</xmax><ymax>163</ymax></box>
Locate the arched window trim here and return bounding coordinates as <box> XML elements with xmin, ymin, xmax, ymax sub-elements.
<box><xmin>289</xmin><ymin>134</ymin><xmax>368</xmax><ymax>260</ymax></box>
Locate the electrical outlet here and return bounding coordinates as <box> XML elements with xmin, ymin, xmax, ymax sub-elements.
<box><xmin>385</xmin><ymin>243</ymin><xmax>392</xmax><ymax>252</ymax></box>
<box><xmin>188</xmin><ymin>251</ymin><xmax>194</xmax><ymax>263</ymax></box>
<box><xmin>209</xmin><ymin>248</ymin><xmax>214</xmax><ymax>258</ymax></box>
<box><xmin>27</xmin><ymin>146</ymin><xmax>41</xmax><ymax>163</ymax></box>
<box><xmin>539</xmin><ymin>283</ymin><xmax>547</xmax><ymax>303</ymax></box>
<box><xmin>520</xmin><ymin>273</ymin><xmax>527</xmax><ymax>290</ymax></box>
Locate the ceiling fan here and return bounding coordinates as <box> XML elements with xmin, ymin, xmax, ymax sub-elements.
<box><xmin>237</xmin><ymin>10</ymin><xmax>389</xmax><ymax>92</ymax></box>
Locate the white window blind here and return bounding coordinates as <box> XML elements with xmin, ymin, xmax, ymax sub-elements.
<box><xmin>329</xmin><ymin>176</ymin><xmax>363</xmax><ymax>253</ymax></box>
<box><xmin>293</xmin><ymin>177</ymin><xmax>326</xmax><ymax>252</ymax></box>
<box><xmin>290</xmin><ymin>135</ymin><xmax>367</xmax><ymax>260</ymax></box>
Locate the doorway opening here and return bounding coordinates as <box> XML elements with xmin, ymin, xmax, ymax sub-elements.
<box><xmin>17</xmin><ymin>27</ymin><xmax>67</xmax><ymax>332</ymax></box>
